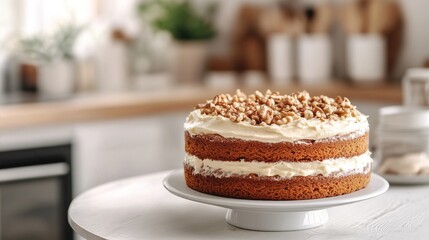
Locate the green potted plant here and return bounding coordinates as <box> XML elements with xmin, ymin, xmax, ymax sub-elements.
<box><xmin>138</xmin><ymin>0</ymin><xmax>217</xmax><ymax>84</ymax></box>
<box><xmin>19</xmin><ymin>24</ymin><xmax>81</xmax><ymax>96</ymax></box>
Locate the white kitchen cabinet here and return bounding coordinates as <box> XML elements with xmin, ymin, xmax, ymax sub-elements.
<box><xmin>72</xmin><ymin>112</ymin><xmax>187</xmax><ymax>196</ymax></box>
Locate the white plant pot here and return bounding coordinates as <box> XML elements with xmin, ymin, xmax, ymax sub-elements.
<box><xmin>347</xmin><ymin>34</ymin><xmax>386</xmax><ymax>83</ymax></box>
<box><xmin>171</xmin><ymin>41</ymin><xmax>209</xmax><ymax>84</ymax></box>
<box><xmin>205</xmin><ymin>72</ymin><xmax>237</xmax><ymax>89</ymax></box>
<box><xmin>38</xmin><ymin>60</ymin><xmax>75</xmax><ymax>96</ymax></box>
<box><xmin>297</xmin><ymin>35</ymin><xmax>332</xmax><ymax>85</ymax></box>
<box><xmin>96</xmin><ymin>40</ymin><xmax>129</xmax><ymax>91</ymax></box>
<box><xmin>268</xmin><ymin>34</ymin><xmax>294</xmax><ymax>85</ymax></box>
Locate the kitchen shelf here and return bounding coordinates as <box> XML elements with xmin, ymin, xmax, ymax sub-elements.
<box><xmin>0</xmin><ymin>83</ymin><xmax>401</xmax><ymax>130</ymax></box>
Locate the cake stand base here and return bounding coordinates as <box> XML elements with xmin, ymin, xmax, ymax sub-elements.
<box><xmin>226</xmin><ymin>209</ymin><xmax>328</xmax><ymax>231</ymax></box>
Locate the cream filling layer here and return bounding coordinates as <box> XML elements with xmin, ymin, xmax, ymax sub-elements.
<box><xmin>184</xmin><ymin>110</ymin><xmax>369</xmax><ymax>143</ymax></box>
<box><xmin>185</xmin><ymin>152</ymin><xmax>372</xmax><ymax>179</ymax></box>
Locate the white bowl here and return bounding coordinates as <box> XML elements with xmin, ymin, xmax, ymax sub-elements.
<box><xmin>379</xmin><ymin>106</ymin><xmax>429</xmax><ymax>130</ymax></box>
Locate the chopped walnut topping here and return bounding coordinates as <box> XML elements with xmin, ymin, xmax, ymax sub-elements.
<box><xmin>196</xmin><ymin>90</ymin><xmax>360</xmax><ymax>126</ymax></box>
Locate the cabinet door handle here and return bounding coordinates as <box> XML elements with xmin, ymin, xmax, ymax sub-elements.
<box><xmin>0</xmin><ymin>163</ymin><xmax>69</xmax><ymax>183</ymax></box>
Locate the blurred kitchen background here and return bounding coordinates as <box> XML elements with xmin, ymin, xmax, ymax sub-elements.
<box><xmin>0</xmin><ymin>0</ymin><xmax>428</xmax><ymax>239</ymax></box>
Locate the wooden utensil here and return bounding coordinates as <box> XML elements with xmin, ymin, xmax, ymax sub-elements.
<box><xmin>289</xmin><ymin>11</ymin><xmax>306</xmax><ymax>36</ymax></box>
<box><xmin>367</xmin><ymin>0</ymin><xmax>404</xmax><ymax>79</ymax></box>
<box><xmin>383</xmin><ymin>0</ymin><xmax>403</xmax><ymax>80</ymax></box>
<box><xmin>304</xmin><ymin>6</ymin><xmax>316</xmax><ymax>34</ymax></box>
<box><xmin>368</xmin><ymin>0</ymin><xmax>388</xmax><ymax>33</ymax></box>
<box><xmin>258</xmin><ymin>7</ymin><xmax>288</xmax><ymax>37</ymax></box>
<box><xmin>279</xmin><ymin>0</ymin><xmax>305</xmax><ymax>36</ymax></box>
<box><xmin>341</xmin><ymin>1</ymin><xmax>364</xmax><ymax>34</ymax></box>
<box><xmin>368</xmin><ymin>0</ymin><xmax>401</xmax><ymax>34</ymax></box>
<box><xmin>230</xmin><ymin>5</ymin><xmax>266</xmax><ymax>72</ymax></box>
<box><xmin>358</xmin><ymin>0</ymin><xmax>370</xmax><ymax>33</ymax></box>
<box><xmin>312</xmin><ymin>3</ymin><xmax>333</xmax><ymax>34</ymax></box>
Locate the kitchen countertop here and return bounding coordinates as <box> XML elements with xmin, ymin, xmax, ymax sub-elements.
<box><xmin>68</xmin><ymin>170</ymin><xmax>429</xmax><ymax>240</ymax></box>
<box><xmin>0</xmin><ymin>83</ymin><xmax>401</xmax><ymax>130</ymax></box>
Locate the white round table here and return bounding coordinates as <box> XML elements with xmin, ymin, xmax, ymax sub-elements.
<box><xmin>69</xmin><ymin>170</ymin><xmax>429</xmax><ymax>240</ymax></box>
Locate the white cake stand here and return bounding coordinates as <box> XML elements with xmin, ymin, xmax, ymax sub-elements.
<box><xmin>163</xmin><ymin>170</ymin><xmax>389</xmax><ymax>231</ymax></box>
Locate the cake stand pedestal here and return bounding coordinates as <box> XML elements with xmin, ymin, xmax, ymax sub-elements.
<box><xmin>226</xmin><ymin>208</ymin><xmax>328</xmax><ymax>231</ymax></box>
<box><xmin>163</xmin><ymin>170</ymin><xmax>389</xmax><ymax>231</ymax></box>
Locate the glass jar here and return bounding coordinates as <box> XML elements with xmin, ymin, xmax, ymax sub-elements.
<box><xmin>402</xmin><ymin>68</ymin><xmax>429</xmax><ymax>106</ymax></box>
<box><xmin>376</xmin><ymin>106</ymin><xmax>429</xmax><ymax>175</ymax></box>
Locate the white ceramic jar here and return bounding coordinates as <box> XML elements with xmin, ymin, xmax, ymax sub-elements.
<box><xmin>38</xmin><ymin>59</ymin><xmax>75</xmax><ymax>96</ymax></box>
<box><xmin>297</xmin><ymin>34</ymin><xmax>332</xmax><ymax>85</ymax></box>
<box><xmin>347</xmin><ymin>34</ymin><xmax>386</xmax><ymax>83</ymax></box>
<box><xmin>267</xmin><ymin>34</ymin><xmax>294</xmax><ymax>85</ymax></box>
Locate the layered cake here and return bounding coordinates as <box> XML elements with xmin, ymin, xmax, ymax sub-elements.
<box><xmin>184</xmin><ymin>90</ymin><xmax>372</xmax><ymax>200</ymax></box>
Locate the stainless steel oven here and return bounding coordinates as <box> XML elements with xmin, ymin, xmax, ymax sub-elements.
<box><xmin>0</xmin><ymin>145</ymin><xmax>72</xmax><ymax>240</ymax></box>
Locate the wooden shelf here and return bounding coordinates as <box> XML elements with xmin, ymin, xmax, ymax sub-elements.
<box><xmin>0</xmin><ymin>83</ymin><xmax>401</xmax><ymax>130</ymax></box>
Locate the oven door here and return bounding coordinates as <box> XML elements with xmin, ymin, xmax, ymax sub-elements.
<box><xmin>0</xmin><ymin>163</ymin><xmax>69</xmax><ymax>240</ymax></box>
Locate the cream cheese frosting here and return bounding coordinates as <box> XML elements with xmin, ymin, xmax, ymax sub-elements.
<box><xmin>184</xmin><ymin>110</ymin><xmax>369</xmax><ymax>143</ymax></box>
<box><xmin>185</xmin><ymin>152</ymin><xmax>372</xmax><ymax>179</ymax></box>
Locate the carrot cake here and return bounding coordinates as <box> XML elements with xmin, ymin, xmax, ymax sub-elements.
<box><xmin>184</xmin><ymin>90</ymin><xmax>372</xmax><ymax>200</ymax></box>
